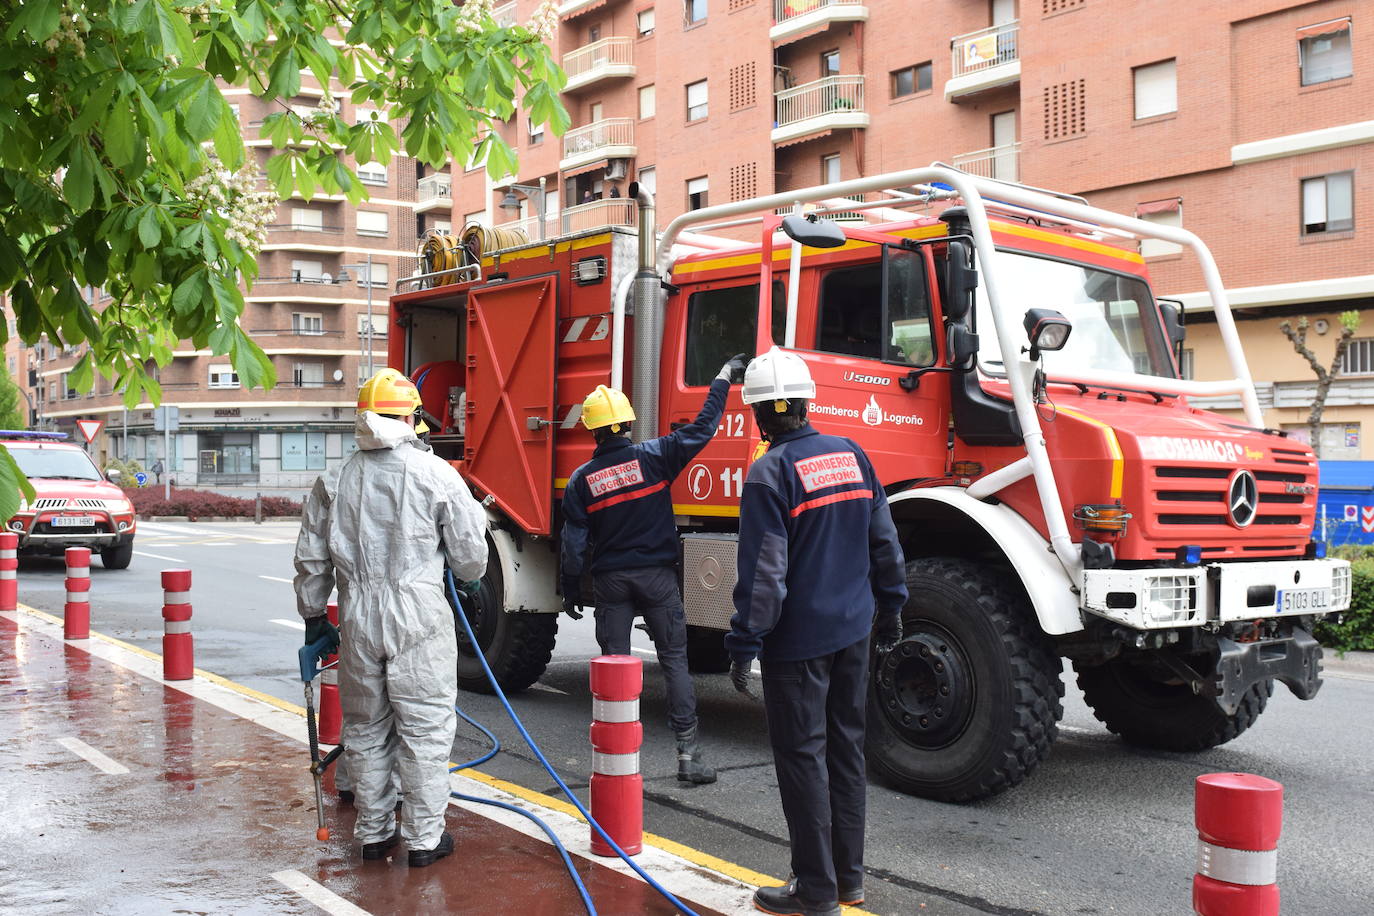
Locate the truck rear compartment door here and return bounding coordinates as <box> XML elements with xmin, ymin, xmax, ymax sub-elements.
<box><xmin>464</xmin><ymin>275</ymin><xmax>559</xmax><ymax>535</ymax></box>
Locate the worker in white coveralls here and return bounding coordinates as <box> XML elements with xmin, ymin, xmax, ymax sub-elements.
<box><xmin>294</xmin><ymin>368</ymin><xmax>488</xmax><ymax>867</ymax></box>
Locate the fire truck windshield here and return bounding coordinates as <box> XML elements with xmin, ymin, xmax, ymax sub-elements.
<box><xmin>975</xmin><ymin>251</ymin><xmax>1176</xmax><ymax>381</ymax></box>
<box><xmin>9</xmin><ymin>446</ymin><xmax>104</xmax><ymax>481</ymax></box>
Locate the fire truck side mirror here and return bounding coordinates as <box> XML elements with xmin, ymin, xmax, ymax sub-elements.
<box><xmin>780</xmin><ymin>214</ymin><xmax>847</xmax><ymax>249</ymax></box>
<box><xmin>944</xmin><ymin>239</ymin><xmax>977</xmax><ymax>322</ymax></box>
<box><xmin>1158</xmin><ymin>300</ymin><xmax>1186</xmax><ymax>347</ymax></box>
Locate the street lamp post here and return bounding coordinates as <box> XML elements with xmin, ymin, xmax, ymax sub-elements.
<box><xmin>499</xmin><ymin>176</ymin><xmax>548</xmax><ymax>239</ymax></box>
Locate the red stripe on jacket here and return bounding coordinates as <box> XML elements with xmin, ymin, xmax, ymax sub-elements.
<box><xmin>586</xmin><ymin>480</ymin><xmax>670</xmax><ymax>513</ymax></box>
<box><xmin>789</xmin><ymin>488</ymin><xmax>873</xmax><ymax>518</ymax></box>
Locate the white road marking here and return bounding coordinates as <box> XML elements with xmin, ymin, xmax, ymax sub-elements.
<box><xmin>528</xmin><ymin>682</ymin><xmax>570</xmax><ymax>696</ymax></box>
<box><xmin>134</xmin><ymin>550</ymin><xmax>184</xmax><ymax>563</ymax></box>
<box><xmin>259</xmin><ymin>575</ymin><xmax>294</xmax><ymax>584</ymax></box>
<box><xmin>56</xmin><ymin>737</ymin><xmax>130</xmax><ymax>775</ymax></box>
<box><xmin>271</xmin><ymin>618</ymin><xmax>306</xmax><ymax>631</ymax></box>
<box><xmin>271</xmin><ymin>870</ymin><xmax>372</xmax><ymax>916</ymax></box>
<box><xmin>1328</xmin><ymin>670</ymin><xmax>1374</xmax><ymax>683</ymax></box>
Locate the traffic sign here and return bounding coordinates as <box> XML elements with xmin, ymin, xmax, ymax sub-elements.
<box><xmin>135</xmin><ymin>472</ymin><xmax>148</xmax><ymax>486</ymax></box>
<box><xmin>76</xmin><ymin>419</ymin><xmax>103</xmax><ymax>443</ymax></box>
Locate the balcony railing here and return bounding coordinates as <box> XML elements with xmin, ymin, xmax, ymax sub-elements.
<box><xmin>248</xmin><ymin>328</ymin><xmax>346</xmax><ymax>338</ymax></box>
<box><xmin>560</xmin><ymin>118</ymin><xmax>636</xmax><ymax>171</ymax></box>
<box><xmin>493</xmin><ymin>2</ymin><xmax>517</xmax><ymax>27</ymax></box>
<box><xmin>773</xmin><ymin>75</ymin><xmax>868</xmax><ymax>142</ymax></box>
<box><xmin>771</xmin><ymin>0</ymin><xmax>868</xmax><ymax>42</ymax></box>
<box><xmin>501</xmin><ymin>198</ymin><xmax>638</xmax><ymax>240</ymax></box>
<box><xmin>563</xmin><ymin>36</ymin><xmax>636</xmax><ymax>91</ymax></box>
<box><xmin>946</xmin><ymin>21</ymin><xmax>1021</xmax><ymax>100</ymax></box>
<box><xmin>416</xmin><ymin>173</ymin><xmax>453</xmax><ymax>214</ymax></box>
<box><xmin>952</xmin><ymin>142</ymin><xmax>1021</xmax><ymax>182</ymax></box>
<box><xmin>267</xmin><ymin>223</ymin><xmax>344</xmax><ymax>233</ymax></box>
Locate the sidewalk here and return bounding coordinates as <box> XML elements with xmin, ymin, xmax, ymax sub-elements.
<box><xmin>0</xmin><ymin>609</ymin><xmax>760</xmax><ymax>915</ymax></box>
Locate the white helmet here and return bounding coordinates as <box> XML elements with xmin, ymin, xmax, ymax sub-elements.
<box><xmin>741</xmin><ymin>347</ymin><xmax>816</xmax><ymax>405</ymax></box>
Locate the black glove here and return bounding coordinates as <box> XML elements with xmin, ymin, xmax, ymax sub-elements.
<box><xmin>561</xmin><ymin>595</ymin><xmax>584</xmax><ymax>619</ymax></box>
<box><xmin>717</xmin><ymin>352</ymin><xmax>750</xmax><ymax>384</ymax></box>
<box><xmin>730</xmin><ymin>657</ymin><xmax>758</xmax><ymax>700</ymax></box>
<box><xmin>561</xmin><ymin>575</ymin><xmax>583</xmax><ymax>606</ymax></box>
<box><xmin>873</xmin><ymin>613</ymin><xmax>903</xmax><ymax>655</ymax></box>
<box><xmin>304</xmin><ymin>616</ymin><xmax>340</xmax><ymax>654</ymax></box>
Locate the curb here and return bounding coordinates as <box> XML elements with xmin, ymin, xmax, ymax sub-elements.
<box><xmin>1324</xmin><ymin>648</ymin><xmax>1374</xmax><ymax>675</ymax></box>
<box><xmin>138</xmin><ymin>515</ymin><xmax>303</xmax><ymax>523</ymax></box>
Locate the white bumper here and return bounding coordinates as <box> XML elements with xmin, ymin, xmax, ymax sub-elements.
<box><xmin>1081</xmin><ymin>558</ymin><xmax>1352</xmax><ymax>630</ymax></box>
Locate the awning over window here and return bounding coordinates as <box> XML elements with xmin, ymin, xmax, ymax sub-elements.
<box><xmin>775</xmin><ymin>129</ymin><xmax>832</xmax><ymax>149</ymax></box>
<box><xmin>1136</xmin><ymin>197</ymin><xmax>1181</xmax><ymax>216</ymax></box>
<box><xmin>563</xmin><ymin>0</ymin><xmax>609</xmax><ymax>19</ymax></box>
<box><xmin>563</xmin><ymin>159</ymin><xmax>609</xmax><ymax>179</ymax></box>
<box><xmin>1297</xmin><ymin>17</ymin><xmax>1351</xmax><ymax>40</ymax></box>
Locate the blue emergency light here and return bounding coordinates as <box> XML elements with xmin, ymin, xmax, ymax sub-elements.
<box><xmin>1175</xmin><ymin>544</ymin><xmax>1203</xmax><ymax>566</ymax></box>
<box><xmin>0</xmin><ymin>430</ymin><xmax>69</xmax><ymax>441</ymax></box>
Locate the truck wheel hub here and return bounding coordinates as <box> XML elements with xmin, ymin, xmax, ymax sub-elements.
<box><xmin>875</xmin><ymin>625</ymin><xmax>973</xmax><ymax>749</ymax></box>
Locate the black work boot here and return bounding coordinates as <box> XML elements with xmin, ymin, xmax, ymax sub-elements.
<box><xmin>408</xmin><ymin>831</ymin><xmax>454</xmax><ymax>868</ymax></box>
<box><xmin>675</xmin><ymin>728</ymin><xmax>717</xmax><ymax>785</ymax></box>
<box><xmin>752</xmin><ymin>882</ymin><xmax>840</xmax><ymax>916</ymax></box>
<box><xmin>360</xmin><ymin>829</ymin><xmax>400</xmax><ymax>861</ymax></box>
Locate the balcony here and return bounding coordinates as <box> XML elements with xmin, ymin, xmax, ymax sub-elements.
<box><xmin>502</xmin><ymin>198</ymin><xmax>638</xmax><ymax>240</ymax></box>
<box><xmin>951</xmin><ymin>143</ymin><xmax>1021</xmax><ymax>182</ymax></box>
<box><xmin>493</xmin><ymin>2</ymin><xmax>517</xmax><ymax>27</ymax></box>
<box><xmin>415</xmin><ymin>173</ymin><xmax>453</xmax><ymax>214</ymax></box>
<box><xmin>563</xmin><ymin>37</ymin><xmax>636</xmax><ymax>92</ymax></box>
<box><xmin>772</xmin><ymin>75</ymin><xmax>868</xmax><ymax>145</ymax></box>
<box><xmin>945</xmin><ymin>21</ymin><xmax>1020</xmax><ymax>101</ymax></box>
<box><xmin>771</xmin><ymin>0</ymin><xmax>868</xmax><ymax>44</ymax></box>
<box><xmin>267</xmin><ymin>223</ymin><xmax>344</xmax><ymax>234</ymax></box>
<box><xmin>560</xmin><ymin>118</ymin><xmax>637</xmax><ymax>173</ymax></box>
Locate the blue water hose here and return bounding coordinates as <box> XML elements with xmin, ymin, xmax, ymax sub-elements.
<box><xmin>444</xmin><ymin>570</ymin><xmax>702</xmax><ymax>916</ymax></box>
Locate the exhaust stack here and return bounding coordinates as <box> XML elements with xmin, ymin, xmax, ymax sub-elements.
<box><xmin>629</xmin><ymin>182</ymin><xmax>659</xmax><ymax>443</ymax></box>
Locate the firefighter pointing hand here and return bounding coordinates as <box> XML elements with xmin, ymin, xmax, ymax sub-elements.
<box><xmin>560</xmin><ymin>354</ymin><xmax>748</xmax><ymax>785</ymax></box>
<box><xmin>727</xmin><ymin>348</ymin><xmax>908</xmax><ymax>916</ymax></box>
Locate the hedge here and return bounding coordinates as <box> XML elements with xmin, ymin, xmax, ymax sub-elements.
<box><xmin>1313</xmin><ymin>558</ymin><xmax>1374</xmax><ymax>654</ymax></box>
<box><xmin>125</xmin><ymin>486</ymin><xmax>302</xmax><ymax>520</ymax></box>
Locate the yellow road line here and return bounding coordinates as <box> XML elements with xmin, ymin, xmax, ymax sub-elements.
<box><xmin>14</xmin><ymin>606</ymin><xmax>886</xmax><ymax>911</ymax></box>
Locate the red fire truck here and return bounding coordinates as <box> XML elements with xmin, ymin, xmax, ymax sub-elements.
<box><xmin>389</xmin><ymin>166</ymin><xmax>1352</xmax><ymax>801</ymax></box>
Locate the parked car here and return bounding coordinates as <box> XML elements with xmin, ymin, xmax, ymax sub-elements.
<box><xmin>1</xmin><ymin>431</ymin><xmax>136</xmax><ymax>569</ymax></box>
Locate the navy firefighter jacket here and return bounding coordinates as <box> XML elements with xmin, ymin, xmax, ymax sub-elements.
<box><xmin>561</xmin><ymin>378</ymin><xmax>729</xmax><ymax>581</ymax></box>
<box><xmin>726</xmin><ymin>425</ymin><xmax>908</xmax><ymax>663</ymax></box>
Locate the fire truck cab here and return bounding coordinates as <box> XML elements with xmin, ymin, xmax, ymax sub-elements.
<box><xmin>389</xmin><ymin>165</ymin><xmax>1352</xmax><ymax>801</ymax></box>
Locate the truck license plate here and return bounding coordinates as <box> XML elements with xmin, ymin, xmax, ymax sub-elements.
<box><xmin>50</xmin><ymin>516</ymin><xmax>95</xmax><ymax>528</ymax></box>
<box><xmin>1279</xmin><ymin>587</ymin><xmax>1331</xmax><ymax>613</ymax></box>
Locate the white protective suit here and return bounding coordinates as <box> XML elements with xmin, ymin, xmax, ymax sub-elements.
<box><xmin>294</xmin><ymin>411</ymin><xmax>488</xmax><ymax>851</ymax></box>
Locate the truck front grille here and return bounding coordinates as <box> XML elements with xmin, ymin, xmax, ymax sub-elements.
<box><xmin>1147</xmin><ymin>456</ymin><xmax>1315</xmax><ymax>558</ymax></box>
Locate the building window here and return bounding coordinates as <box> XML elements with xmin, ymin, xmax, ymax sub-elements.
<box><xmin>529</xmin><ymin>117</ymin><xmax>545</xmax><ymax>144</ymax></box>
<box><xmin>1136</xmin><ymin>198</ymin><xmax>1183</xmax><ymax>257</ymax></box>
<box><xmin>1179</xmin><ymin>347</ymin><xmax>1195</xmax><ymax>380</ymax></box>
<box><xmin>686</xmin><ymin>79</ymin><xmax>708</xmax><ymax>121</ymax></box>
<box><xmin>282</xmin><ymin>431</ymin><xmax>327</xmax><ymax>471</ymax></box>
<box><xmin>891</xmin><ymin>62</ymin><xmax>932</xmax><ymax>98</ymax></box>
<box><xmin>821</xmin><ymin>153</ymin><xmax>841</xmax><ymax>184</ymax></box>
<box><xmin>359</xmin><ymin>314</ymin><xmax>389</xmax><ymax>340</ymax></box>
<box><xmin>356</xmin><ymin>210</ymin><xmax>389</xmax><ymax>236</ymax></box>
<box><xmin>687</xmin><ymin>176</ymin><xmax>708</xmax><ymax>210</ymax></box>
<box><xmin>1342</xmin><ymin>337</ymin><xmax>1374</xmax><ymax>376</ymax></box>
<box><xmin>639</xmin><ymin>84</ymin><xmax>656</xmax><ymax>119</ymax></box>
<box><xmin>685</xmin><ymin>0</ymin><xmax>706</xmax><ymax>24</ymax></box>
<box><xmin>1299</xmin><ymin>18</ymin><xmax>1353</xmax><ymax>86</ymax></box>
<box><xmin>356</xmin><ymin>161</ymin><xmax>387</xmax><ymax>185</ymax></box>
<box><xmin>291</xmin><ymin>207</ymin><xmax>323</xmax><ymax>231</ymax></box>
<box><xmin>354</xmin><ymin>107</ymin><xmax>383</xmax><ymax>125</ymax></box>
<box><xmin>463</xmin><ymin>210</ymin><xmax>489</xmax><ymax>229</ymax></box>
<box><xmin>1133</xmin><ymin>59</ymin><xmax>1177</xmax><ymax>119</ymax></box>
<box><xmin>291</xmin><ymin>259</ymin><xmax>325</xmax><ymax>283</ymax></box>
<box><xmin>588</xmin><ymin>23</ymin><xmax>601</xmax><ymax>42</ymax></box>
<box><xmin>292</xmin><ymin>313</ymin><xmax>324</xmax><ymax>335</ymax></box>
<box><xmin>638</xmin><ymin>8</ymin><xmax>655</xmax><ymax>35</ymax></box>
<box><xmin>1302</xmin><ymin>172</ymin><xmax>1354</xmax><ymax>234</ymax></box>
<box><xmin>637</xmin><ymin>166</ymin><xmax>656</xmax><ymax>196</ymax></box>
<box><xmin>292</xmin><ymin>362</ymin><xmax>325</xmax><ymax>388</ymax></box>
<box><xmin>821</xmin><ymin>49</ymin><xmax>840</xmax><ymax>77</ymax></box>
<box><xmin>208</xmin><ymin>365</ymin><xmax>240</xmax><ymax>389</ymax></box>
<box><xmin>62</xmin><ymin>372</ymin><xmax>78</xmax><ymax>399</ymax></box>
<box><xmin>358</xmin><ymin>262</ymin><xmax>389</xmax><ymax>288</ymax></box>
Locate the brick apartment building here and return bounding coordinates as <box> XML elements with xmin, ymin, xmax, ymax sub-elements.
<box><xmin>457</xmin><ymin>0</ymin><xmax>1374</xmax><ymax>458</ymax></box>
<box><xmin>20</xmin><ymin>83</ymin><xmax>455</xmax><ymax>485</ymax></box>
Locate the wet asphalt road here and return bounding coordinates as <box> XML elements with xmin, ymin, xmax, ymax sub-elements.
<box><xmin>12</xmin><ymin>520</ymin><xmax>1373</xmax><ymax>916</ymax></box>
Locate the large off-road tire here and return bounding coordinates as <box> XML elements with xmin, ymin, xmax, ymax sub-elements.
<box><xmin>866</xmin><ymin>557</ymin><xmax>1063</xmax><ymax>802</ymax></box>
<box><xmin>685</xmin><ymin>625</ymin><xmax>731</xmax><ymax>674</ymax></box>
<box><xmin>100</xmin><ymin>541</ymin><xmax>134</xmax><ymax>570</ymax></box>
<box><xmin>1074</xmin><ymin>657</ymin><xmax>1272</xmax><ymax>751</ymax></box>
<box><xmin>448</xmin><ymin>557</ymin><xmax>557</xmax><ymax>695</ymax></box>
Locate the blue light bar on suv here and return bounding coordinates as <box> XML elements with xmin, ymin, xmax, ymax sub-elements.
<box><xmin>0</xmin><ymin>430</ymin><xmax>69</xmax><ymax>441</ymax></box>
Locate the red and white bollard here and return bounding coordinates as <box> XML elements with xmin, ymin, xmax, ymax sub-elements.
<box><xmin>161</xmin><ymin>569</ymin><xmax>194</xmax><ymax>680</ymax></box>
<box><xmin>589</xmin><ymin>654</ymin><xmax>643</xmax><ymax>857</ymax></box>
<box><xmin>1193</xmin><ymin>772</ymin><xmax>1283</xmax><ymax>916</ymax></box>
<box><xmin>63</xmin><ymin>547</ymin><xmax>91</xmax><ymax>639</ymax></box>
<box><xmin>0</xmin><ymin>531</ymin><xmax>17</xmax><ymax>612</ymax></box>
<box><xmin>317</xmin><ymin>601</ymin><xmax>343</xmax><ymax>745</ymax></box>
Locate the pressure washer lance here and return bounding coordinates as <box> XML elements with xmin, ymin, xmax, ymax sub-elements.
<box><xmin>298</xmin><ymin>636</ymin><xmax>345</xmax><ymax>842</ymax></box>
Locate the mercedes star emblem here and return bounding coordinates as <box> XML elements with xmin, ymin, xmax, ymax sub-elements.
<box><xmin>1227</xmin><ymin>469</ymin><xmax>1258</xmax><ymax>528</ymax></box>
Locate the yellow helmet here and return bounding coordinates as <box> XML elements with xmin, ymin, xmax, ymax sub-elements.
<box><xmin>581</xmin><ymin>385</ymin><xmax>635</xmax><ymax>433</ymax></box>
<box><xmin>357</xmin><ymin>368</ymin><xmax>422</xmax><ymax>417</ymax></box>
